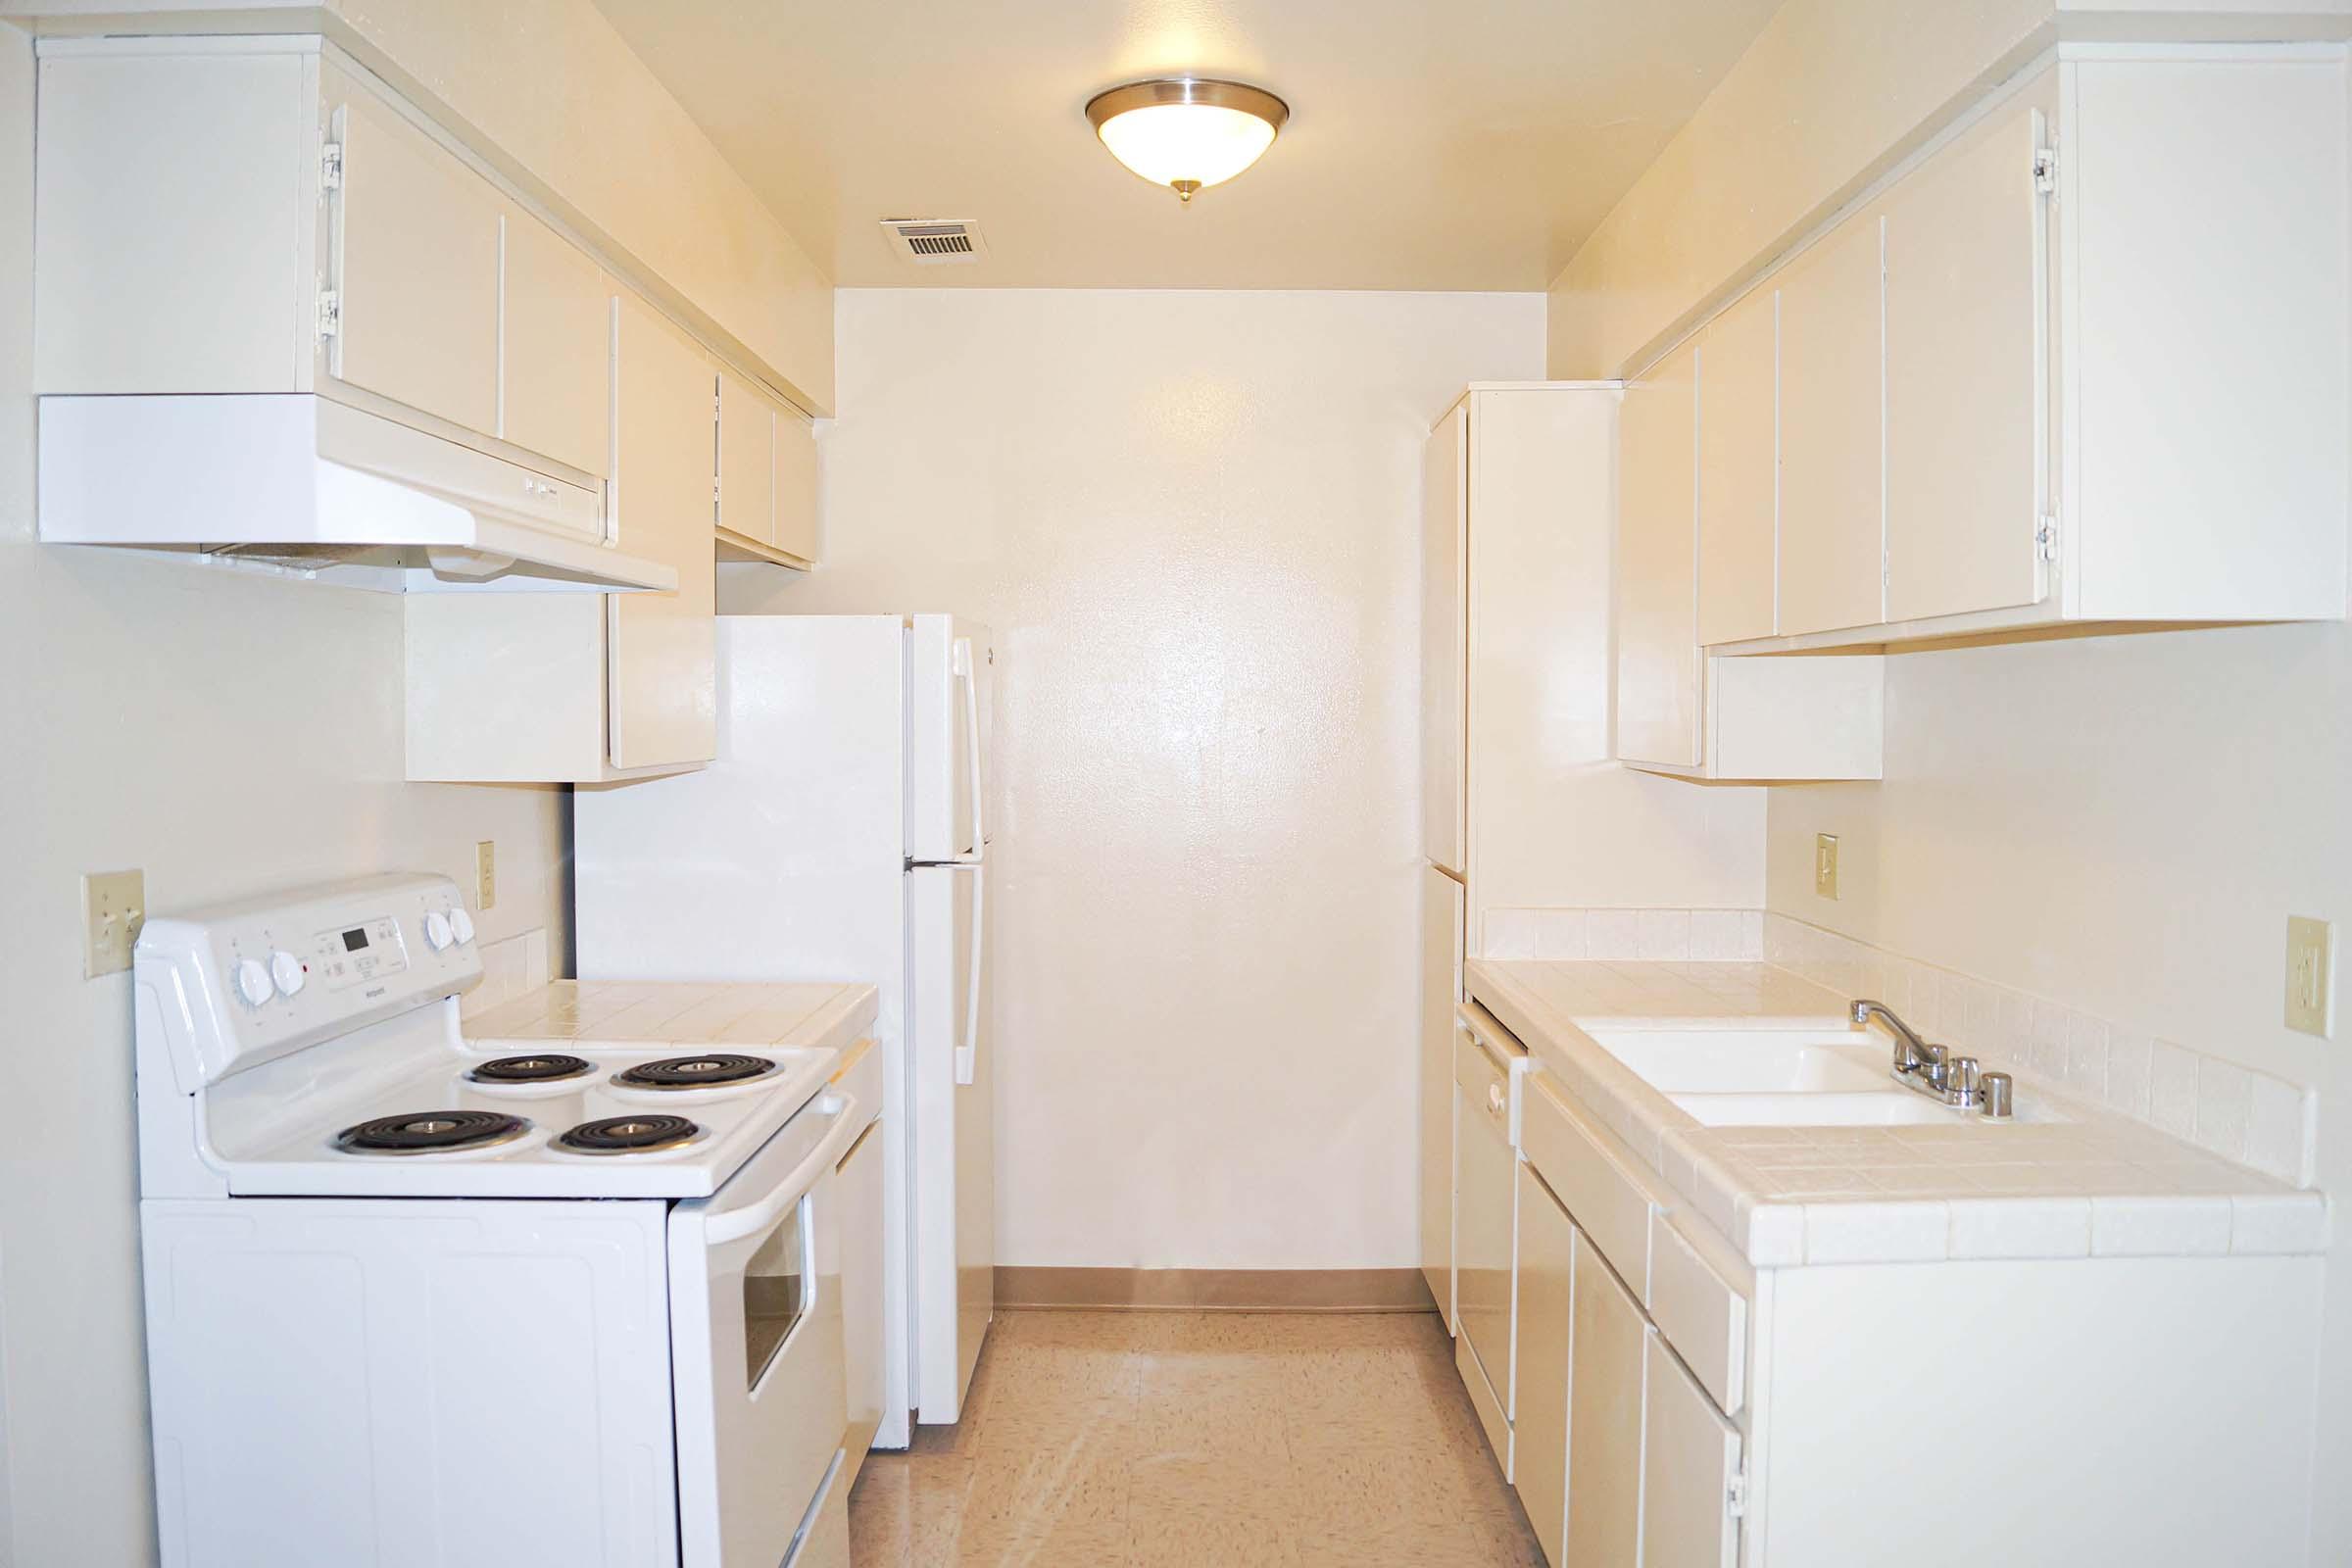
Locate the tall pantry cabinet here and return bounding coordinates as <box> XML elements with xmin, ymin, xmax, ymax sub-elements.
<box><xmin>1419</xmin><ymin>385</ymin><xmax>1619</xmax><ymax>1332</ymax></box>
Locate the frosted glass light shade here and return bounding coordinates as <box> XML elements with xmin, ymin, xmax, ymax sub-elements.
<box><xmin>1086</xmin><ymin>79</ymin><xmax>1290</xmax><ymax>201</ymax></box>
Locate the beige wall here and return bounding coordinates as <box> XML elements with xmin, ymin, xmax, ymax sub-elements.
<box><xmin>0</xmin><ymin>0</ymin><xmax>834</xmax><ymax>412</ymax></box>
<box><xmin>722</xmin><ymin>287</ymin><xmax>1544</xmax><ymax>1269</ymax></box>
<box><xmin>1766</xmin><ymin>624</ymin><xmax>2352</xmax><ymax>1559</ymax></box>
<box><xmin>0</xmin><ymin>23</ymin><xmax>572</xmax><ymax>1566</ymax></box>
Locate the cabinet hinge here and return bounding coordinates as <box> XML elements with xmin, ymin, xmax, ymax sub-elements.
<box><xmin>2033</xmin><ymin>147</ymin><xmax>2057</xmax><ymax>195</ymax></box>
<box><xmin>320</xmin><ymin>141</ymin><xmax>344</xmax><ymax>191</ymax></box>
<box><xmin>2035</xmin><ymin>513</ymin><xmax>2060</xmax><ymax>564</ymax></box>
<box><xmin>1728</xmin><ymin>1472</ymin><xmax>1748</xmax><ymax>1520</ymax></box>
<box><xmin>315</xmin><ymin>289</ymin><xmax>341</xmax><ymax>341</ymax></box>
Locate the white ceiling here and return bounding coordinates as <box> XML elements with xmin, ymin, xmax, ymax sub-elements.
<box><xmin>588</xmin><ymin>0</ymin><xmax>1781</xmax><ymax>292</ymax></box>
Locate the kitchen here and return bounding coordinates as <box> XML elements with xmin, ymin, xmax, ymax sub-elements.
<box><xmin>1</xmin><ymin>0</ymin><xmax>2348</xmax><ymax>1565</ymax></box>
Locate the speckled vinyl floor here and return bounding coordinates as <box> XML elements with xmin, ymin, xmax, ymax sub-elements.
<box><xmin>847</xmin><ymin>1308</ymin><xmax>1546</xmax><ymax>1566</ymax></box>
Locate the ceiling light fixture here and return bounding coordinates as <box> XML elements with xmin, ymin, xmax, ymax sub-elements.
<box><xmin>1085</xmin><ymin>77</ymin><xmax>1290</xmax><ymax>204</ymax></box>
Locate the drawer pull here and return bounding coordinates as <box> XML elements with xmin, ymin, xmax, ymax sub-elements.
<box><xmin>1488</xmin><ymin>1083</ymin><xmax>1505</xmax><ymax>1114</ymax></box>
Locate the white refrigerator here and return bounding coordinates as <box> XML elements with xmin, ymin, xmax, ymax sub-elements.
<box><xmin>575</xmin><ymin>613</ymin><xmax>996</xmax><ymax>1445</ymax></box>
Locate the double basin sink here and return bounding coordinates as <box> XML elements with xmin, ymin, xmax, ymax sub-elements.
<box><xmin>1588</xmin><ymin>1029</ymin><xmax>2064</xmax><ymax>1127</ymax></box>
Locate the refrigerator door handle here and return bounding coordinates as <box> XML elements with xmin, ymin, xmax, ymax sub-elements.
<box><xmin>939</xmin><ymin>859</ymin><xmax>985</xmax><ymax>1086</ymax></box>
<box><xmin>954</xmin><ymin>637</ymin><xmax>984</xmax><ymax>855</ymax></box>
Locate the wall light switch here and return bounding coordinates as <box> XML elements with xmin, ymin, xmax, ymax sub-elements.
<box><xmin>1814</xmin><ymin>834</ymin><xmax>1840</xmax><ymax>901</ymax></box>
<box><xmin>2286</xmin><ymin>915</ymin><xmax>2333</xmax><ymax>1038</ymax></box>
<box><xmin>475</xmin><ymin>840</ymin><xmax>497</xmax><ymax>912</ymax></box>
<box><xmin>82</xmin><ymin>869</ymin><xmax>145</xmax><ymax>979</ymax></box>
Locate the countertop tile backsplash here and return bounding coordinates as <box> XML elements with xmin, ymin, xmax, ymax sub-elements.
<box><xmin>1763</xmin><ymin>912</ymin><xmax>2320</xmax><ymax>1189</ymax></box>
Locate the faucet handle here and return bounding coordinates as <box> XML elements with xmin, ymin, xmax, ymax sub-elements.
<box><xmin>1919</xmin><ymin>1041</ymin><xmax>1949</xmax><ymax>1088</ymax></box>
<box><xmin>1948</xmin><ymin>1055</ymin><xmax>1981</xmax><ymax>1104</ymax></box>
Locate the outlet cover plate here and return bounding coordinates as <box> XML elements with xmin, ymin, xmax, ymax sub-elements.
<box><xmin>82</xmin><ymin>868</ymin><xmax>146</xmax><ymax>979</ymax></box>
<box><xmin>475</xmin><ymin>840</ymin><xmax>496</xmax><ymax>911</ymax></box>
<box><xmin>2286</xmin><ymin>915</ymin><xmax>2333</xmax><ymax>1038</ymax></box>
<box><xmin>1814</xmin><ymin>834</ymin><xmax>1840</xmax><ymax>901</ymax></box>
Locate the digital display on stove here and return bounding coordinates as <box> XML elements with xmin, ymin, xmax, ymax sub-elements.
<box><xmin>341</xmin><ymin>928</ymin><xmax>368</xmax><ymax>952</ymax></box>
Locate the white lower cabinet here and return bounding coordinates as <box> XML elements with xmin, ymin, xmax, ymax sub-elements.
<box><xmin>1482</xmin><ymin>1004</ymin><xmax>2324</xmax><ymax>1568</ymax></box>
<box><xmin>1641</xmin><ymin>1336</ymin><xmax>1742</xmax><ymax>1568</ymax></box>
<box><xmin>1564</xmin><ymin>1233</ymin><xmax>1646</xmax><ymax>1568</ymax></box>
<box><xmin>1512</xmin><ymin>1164</ymin><xmax>1574</xmax><ymax>1568</ymax></box>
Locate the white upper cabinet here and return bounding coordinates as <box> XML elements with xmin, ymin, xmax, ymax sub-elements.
<box><xmin>1776</xmin><ymin>213</ymin><xmax>1886</xmax><ymax>638</ymax></box>
<box><xmin>1616</xmin><ymin>341</ymin><xmax>1703</xmax><ymax>769</ymax></box>
<box><xmin>1696</xmin><ymin>45</ymin><xmax>2347</xmax><ymax>653</ymax></box>
<box><xmin>1696</xmin><ymin>286</ymin><xmax>1778</xmax><ymax>646</ymax></box>
<box><xmin>1421</xmin><ymin>402</ymin><xmax>1469</xmax><ymax>877</ymax></box>
<box><xmin>501</xmin><ymin>209</ymin><xmax>613</xmax><ymax>478</ymax></box>
<box><xmin>1883</xmin><ymin>87</ymin><xmax>2051</xmax><ymax>623</ymax></box>
<box><xmin>773</xmin><ymin>412</ymin><xmax>821</xmax><ymax>565</ymax></box>
<box><xmin>1615</xmin><ymin>331</ymin><xmax>1883</xmax><ymax>783</ymax></box>
<box><xmin>717</xmin><ymin>367</ymin><xmax>775</xmax><ymax>547</ymax></box>
<box><xmin>322</xmin><ymin>62</ymin><xmax>502</xmax><ymax>435</ymax></box>
<box><xmin>609</xmin><ymin>295</ymin><xmax>719</xmax><ymax>772</ymax></box>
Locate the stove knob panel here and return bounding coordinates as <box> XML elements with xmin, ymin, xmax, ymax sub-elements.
<box><xmin>233</xmin><ymin>956</ymin><xmax>273</xmax><ymax>1008</ymax></box>
<box><xmin>422</xmin><ymin>910</ymin><xmax>455</xmax><ymax>952</ymax></box>
<box><xmin>449</xmin><ymin>907</ymin><xmax>475</xmax><ymax>946</ymax></box>
<box><xmin>270</xmin><ymin>950</ymin><xmax>305</xmax><ymax>998</ymax></box>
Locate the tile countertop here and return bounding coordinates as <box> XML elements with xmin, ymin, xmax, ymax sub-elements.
<box><xmin>1467</xmin><ymin>959</ymin><xmax>2329</xmax><ymax>1268</ymax></box>
<box><xmin>466</xmin><ymin>978</ymin><xmax>880</xmax><ymax>1054</ymax></box>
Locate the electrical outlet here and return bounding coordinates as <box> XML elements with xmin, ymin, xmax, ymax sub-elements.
<box><xmin>82</xmin><ymin>869</ymin><xmax>146</xmax><ymax>979</ymax></box>
<box><xmin>475</xmin><ymin>840</ymin><xmax>497</xmax><ymax>912</ymax></box>
<box><xmin>2286</xmin><ymin>915</ymin><xmax>2333</xmax><ymax>1038</ymax></box>
<box><xmin>1814</xmin><ymin>834</ymin><xmax>1840</xmax><ymax>901</ymax></box>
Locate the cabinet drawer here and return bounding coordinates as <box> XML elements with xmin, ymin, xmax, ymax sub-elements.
<box><xmin>1647</xmin><ymin>1211</ymin><xmax>1748</xmax><ymax>1417</ymax></box>
<box><xmin>1521</xmin><ymin>1072</ymin><xmax>1654</xmax><ymax>1300</ymax></box>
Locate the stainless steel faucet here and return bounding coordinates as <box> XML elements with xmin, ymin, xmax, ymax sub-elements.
<box><xmin>1850</xmin><ymin>999</ymin><xmax>1983</xmax><ymax>1109</ymax></box>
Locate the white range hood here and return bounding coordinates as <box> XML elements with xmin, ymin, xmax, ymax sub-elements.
<box><xmin>37</xmin><ymin>394</ymin><xmax>675</xmax><ymax>593</ymax></box>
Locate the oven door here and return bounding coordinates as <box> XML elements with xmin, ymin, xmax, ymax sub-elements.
<box><xmin>668</xmin><ymin>1090</ymin><xmax>861</xmax><ymax>1568</ymax></box>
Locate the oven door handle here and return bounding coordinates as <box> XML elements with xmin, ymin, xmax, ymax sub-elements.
<box><xmin>700</xmin><ymin>1093</ymin><xmax>863</xmax><ymax>1246</ymax></box>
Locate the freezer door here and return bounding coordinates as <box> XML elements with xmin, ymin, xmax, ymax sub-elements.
<box><xmin>907</xmin><ymin>614</ymin><xmax>994</xmax><ymax>862</ymax></box>
<box><xmin>908</xmin><ymin>860</ymin><xmax>994</xmax><ymax>1422</ymax></box>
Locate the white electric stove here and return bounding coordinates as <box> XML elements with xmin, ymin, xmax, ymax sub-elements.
<box><xmin>132</xmin><ymin>873</ymin><xmax>882</xmax><ymax>1568</ymax></box>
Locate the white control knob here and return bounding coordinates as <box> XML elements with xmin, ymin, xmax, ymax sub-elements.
<box><xmin>269</xmin><ymin>950</ymin><xmax>306</xmax><ymax>998</ymax></box>
<box><xmin>233</xmin><ymin>957</ymin><xmax>273</xmax><ymax>1008</ymax></box>
<box><xmin>422</xmin><ymin>910</ymin><xmax>455</xmax><ymax>952</ymax></box>
<box><xmin>449</xmin><ymin>907</ymin><xmax>475</xmax><ymax>945</ymax></box>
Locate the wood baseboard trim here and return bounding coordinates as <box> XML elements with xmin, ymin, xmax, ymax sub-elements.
<box><xmin>995</xmin><ymin>1266</ymin><xmax>1437</xmax><ymax>1314</ymax></box>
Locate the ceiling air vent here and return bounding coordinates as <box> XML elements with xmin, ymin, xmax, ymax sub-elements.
<box><xmin>880</xmin><ymin>218</ymin><xmax>988</xmax><ymax>266</ymax></box>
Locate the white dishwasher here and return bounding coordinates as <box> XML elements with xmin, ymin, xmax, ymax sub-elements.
<box><xmin>1453</xmin><ymin>1003</ymin><xmax>1530</xmax><ymax>1479</ymax></box>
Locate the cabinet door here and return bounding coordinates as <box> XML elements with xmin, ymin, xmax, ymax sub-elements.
<box><xmin>773</xmin><ymin>410</ymin><xmax>820</xmax><ymax>563</ymax></box>
<box><xmin>325</xmin><ymin>69</ymin><xmax>501</xmax><ymax>434</ymax></box>
<box><xmin>1616</xmin><ymin>340</ymin><xmax>1701</xmax><ymax>767</ymax></box>
<box><xmin>1422</xmin><ymin>403</ymin><xmax>1468</xmax><ymax>875</ymax></box>
<box><xmin>1514</xmin><ymin>1166</ymin><xmax>1576</xmax><ymax>1568</ymax></box>
<box><xmin>610</xmin><ymin>294</ymin><xmax>717</xmax><ymax>770</ymax></box>
<box><xmin>717</xmin><ymin>367</ymin><xmax>775</xmax><ymax>545</ymax></box>
<box><xmin>1564</xmin><ymin>1234</ymin><xmax>1644</xmax><ymax>1568</ymax></box>
<box><xmin>1421</xmin><ymin>865</ymin><xmax>1465</xmax><ymax>1335</ymax></box>
<box><xmin>1641</xmin><ymin>1334</ymin><xmax>1741</xmax><ymax>1568</ymax></box>
<box><xmin>1778</xmin><ymin>214</ymin><xmax>1886</xmax><ymax>636</ymax></box>
<box><xmin>1883</xmin><ymin>96</ymin><xmax>2050</xmax><ymax>623</ymax></box>
<box><xmin>1697</xmin><ymin>287</ymin><xmax>1778</xmax><ymax>645</ymax></box>
<box><xmin>501</xmin><ymin>209</ymin><xmax>612</xmax><ymax>477</ymax></box>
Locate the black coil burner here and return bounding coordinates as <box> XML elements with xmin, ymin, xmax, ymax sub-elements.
<box><xmin>336</xmin><ymin>1109</ymin><xmax>529</xmax><ymax>1155</ymax></box>
<box><xmin>558</xmin><ymin>1114</ymin><xmax>703</xmax><ymax>1155</ymax></box>
<box><xmin>612</xmin><ymin>1054</ymin><xmax>778</xmax><ymax>1090</ymax></box>
<box><xmin>466</xmin><ymin>1054</ymin><xmax>595</xmax><ymax>1085</ymax></box>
